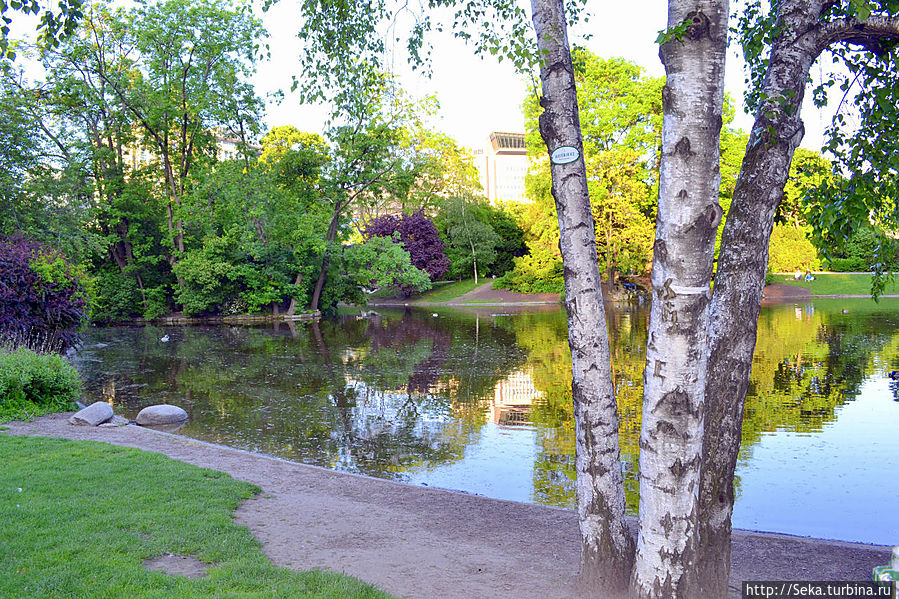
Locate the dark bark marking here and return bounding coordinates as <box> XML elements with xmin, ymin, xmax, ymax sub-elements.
<box><xmin>703</xmin><ymin>203</ymin><xmax>724</xmax><ymax>229</ymax></box>
<box><xmin>662</xmin><ymin>278</ymin><xmax>676</xmax><ymax>299</ymax></box>
<box><xmin>674</xmin><ymin>136</ymin><xmax>695</xmax><ymax>158</ymax></box>
<box><xmin>653</xmin><ymin>359</ymin><xmax>666</xmax><ymax>378</ymax></box>
<box><xmin>654</xmin><ymin>420</ymin><xmax>678</xmax><ymax>437</ymax></box>
<box><xmin>686</xmin><ymin>10</ymin><xmax>711</xmax><ymax>40</ymax></box>
<box><xmin>653</xmin><ymin>388</ymin><xmax>698</xmax><ymax>419</ymax></box>
<box><xmin>654</xmin><ymin>238</ymin><xmax>668</xmax><ymax>263</ymax></box>
<box><xmin>661</xmin><ymin>84</ymin><xmax>675</xmax><ymax>114</ymax></box>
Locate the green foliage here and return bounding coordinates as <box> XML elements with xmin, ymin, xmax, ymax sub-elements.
<box><xmin>821</xmin><ymin>224</ymin><xmax>899</xmax><ymax>273</ymax></box>
<box><xmin>736</xmin><ymin>0</ymin><xmax>899</xmax><ymax>298</ymax></box>
<box><xmin>0</xmin><ymin>435</ymin><xmax>394</xmax><ymax>598</ymax></box>
<box><xmin>0</xmin><ymin>346</ymin><xmax>81</xmax><ymax>422</ymax></box>
<box><xmin>496</xmin><ymin>251</ymin><xmax>565</xmax><ymax>293</ymax></box>
<box><xmin>767</xmin><ymin>224</ymin><xmax>821</xmax><ymax>272</ymax></box>
<box><xmin>435</xmin><ymin>196</ymin><xmax>501</xmax><ymax>280</ymax></box>
<box><xmin>0</xmin><ymin>0</ymin><xmax>83</xmax><ymax>60</ymax></box>
<box><xmin>588</xmin><ymin>148</ymin><xmax>655</xmax><ymax>279</ymax></box>
<box><xmin>89</xmin><ymin>266</ymin><xmax>144</xmax><ymax>322</ymax></box>
<box><xmin>482</xmin><ymin>202</ymin><xmax>527</xmax><ymax>276</ymax></box>
<box><xmin>495</xmin><ymin>196</ymin><xmax>565</xmax><ymax>293</ymax></box>
<box><xmin>173</xmin><ymin>235</ymin><xmax>243</xmax><ymax>316</ymax></box>
<box><xmin>501</xmin><ymin>49</ymin><xmax>661</xmax><ymax>290</ymax></box>
<box><xmin>345</xmin><ymin>235</ymin><xmax>432</xmax><ymax>297</ymax></box>
<box><xmin>655</xmin><ymin>19</ymin><xmax>693</xmax><ymax>45</ymax></box>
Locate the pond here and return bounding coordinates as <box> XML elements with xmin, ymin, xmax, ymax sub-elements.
<box><xmin>71</xmin><ymin>298</ymin><xmax>899</xmax><ymax>545</ymax></box>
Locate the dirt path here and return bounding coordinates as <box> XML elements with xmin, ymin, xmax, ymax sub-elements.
<box><xmin>3</xmin><ymin>414</ymin><xmax>891</xmax><ymax>599</ymax></box>
<box><xmin>446</xmin><ymin>282</ymin><xmax>561</xmax><ymax>305</ymax></box>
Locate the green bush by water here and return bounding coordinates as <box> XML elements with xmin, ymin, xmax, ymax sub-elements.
<box><xmin>0</xmin><ymin>435</ymin><xmax>392</xmax><ymax>598</ymax></box>
<box><xmin>0</xmin><ymin>346</ymin><xmax>82</xmax><ymax>422</ymax></box>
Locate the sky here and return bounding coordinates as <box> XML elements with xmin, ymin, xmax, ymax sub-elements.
<box><xmin>251</xmin><ymin>1</ymin><xmax>833</xmax><ymax>152</ymax></box>
<box><xmin>10</xmin><ymin>0</ymin><xmax>834</xmax><ymax>152</ymax></box>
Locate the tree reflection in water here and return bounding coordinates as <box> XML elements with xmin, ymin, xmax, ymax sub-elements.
<box><xmin>72</xmin><ymin>299</ymin><xmax>899</xmax><ymax>515</ymax></box>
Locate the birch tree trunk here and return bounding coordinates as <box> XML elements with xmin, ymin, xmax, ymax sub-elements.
<box><xmin>530</xmin><ymin>0</ymin><xmax>634</xmax><ymax>595</ymax></box>
<box><xmin>632</xmin><ymin>1</ymin><xmax>727</xmax><ymax>597</ymax></box>
<box><xmin>694</xmin><ymin>0</ymin><xmax>890</xmax><ymax>593</ymax></box>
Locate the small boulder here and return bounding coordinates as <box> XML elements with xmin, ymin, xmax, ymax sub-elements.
<box><xmin>69</xmin><ymin>402</ymin><xmax>114</xmax><ymax>426</ymax></box>
<box><xmin>99</xmin><ymin>415</ymin><xmax>130</xmax><ymax>428</ymax></box>
<box><xmin>136</xmin><ymin>404</ymin><xmax>188</xmax><ymax>427</ymax></box>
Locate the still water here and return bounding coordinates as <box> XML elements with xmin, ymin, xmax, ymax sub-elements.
<box><xmin>72</xmin><ymin>299</ymin><xmax>899</xmax><ymax>545</ymax></box>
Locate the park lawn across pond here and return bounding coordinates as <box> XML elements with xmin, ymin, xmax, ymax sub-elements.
<box><xmin>773</xmin><ymin>272</ymin><xmax>899</xmax><ymax>296</ymax></box>
<box><xmin>0</xmin><ymin>435</ymin><xmax>393</xmax><ymax>599</ymax></box>
<box><xmin>411</xmin><ymin>279</ymin><xmax>481</xmax><ymax>303</ymax></box>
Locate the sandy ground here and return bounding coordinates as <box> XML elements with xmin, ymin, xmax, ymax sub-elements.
<box><xmin>3</xmin><ymin>414</ymin><xmax>892</xmax><ymax>599</ymax></box>
<box><xmin>762</xmin><ymin>283</ymin><xmax>813</xmax><ymax>300</ymax></box>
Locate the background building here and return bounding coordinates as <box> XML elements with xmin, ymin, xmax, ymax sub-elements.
<box><xmin>471</xmin><ymin>132</ymin><xmax>529</xmax><ymax>204</ymax></box>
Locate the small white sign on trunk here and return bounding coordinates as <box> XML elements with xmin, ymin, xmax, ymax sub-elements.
<box><xmin>550</xmin><ymin>146</ymin><xmax>580</xmax><ymax>165</ymax></box>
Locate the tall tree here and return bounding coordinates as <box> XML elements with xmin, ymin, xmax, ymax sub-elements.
<box><xmin>437</xmin><ymin>195</ymin><xmax>501</xmax><ymax>283</ymax></box>
<box><xmin>307</xmin><ymin>83</ymin><xmax>419</xmax><ymax>312</ymax></box>
<box><xmin>526</xmin><ymin>2</ymin><xmax>635</xmax><ymax>594</ymax></box>
<box><xmin>696</xmin><ymin>0</ymin><xmax>899</xmax><ymax>595</ymax></box>
<box><xmin>631</xmin><ymin>2</ymin><xmax>727</xmax><ymax>597</ymax></box>
<box><xmin>86</xmin><ymin>0</ymin><xmax>264</xmax><ymax>265</ymax></box>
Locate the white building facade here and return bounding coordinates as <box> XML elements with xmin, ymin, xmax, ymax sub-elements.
<box><xmin>471</xmin><ymin>132</ymin><xmax>529</xmax><ymax>205</ymax></box>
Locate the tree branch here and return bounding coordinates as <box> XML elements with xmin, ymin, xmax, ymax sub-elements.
<box><xmin>814</xmin><ymin>15</ymin><xmax>899</xmax><ymax>55</ymax></box>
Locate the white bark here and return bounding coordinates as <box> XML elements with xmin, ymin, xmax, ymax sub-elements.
<box><xmin>632</xmin><ymin>1</ymin><xmax>728</xmax><ymax>597</ymax></box>
<box><xmin>694</xmin><ymin>0</ymin><xmax>899</xmax><ymax>594</ymax></box>
<box><xmin>529</xmin><ymin>0</ymin><xmax>634</xmax><ymax>595</ymax></box>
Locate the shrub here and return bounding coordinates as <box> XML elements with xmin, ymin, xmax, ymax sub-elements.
<box><xmin>0</xmin><ymin>346</ymin><xmax>82</xmax><ymax>422</ymax></box>
<box><xmin>364</xmin><ymin>212</ymin><xmax>450</xmax><ymax>281</ymax></box>
<box><xmin>826</xmin><ymin>257</ymin><xmax>867</xmax><ymax>272</ymax></box>
<box><xmin>0</xmin><ymin>237</ymin><xmax>89</xmax><ymax>351</ymax></box>
<box><xmin>90</xmin><ymin>266</ymin><xmax>144</xmax><ymax>322</ymax></box>
<box><xmin>495</xmin><ymin>248</ymin><xmax>565</xmax><ymax>294</ymax></box>
<box><xmin>767</xmin><ymin>224</ymin><xmax>821</xmax><ymax>272</ymax></box>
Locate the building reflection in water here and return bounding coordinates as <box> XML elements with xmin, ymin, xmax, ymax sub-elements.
<box><xmin>488</xmin><ymin>368</ymin><xmax>542</xmax><ymax>426</ymax></box>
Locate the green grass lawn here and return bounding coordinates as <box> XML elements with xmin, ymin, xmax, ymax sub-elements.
<box><xmin>411</xmin><ymin>279</ymin><xmax>481</xmax><ymax>303</ymax></box>
<box><xmin>773</xmin><ymin>272</ymin><xmax>899</xmax><ymax>296</ymax></box>
<box><xmin>0</xmin><ymin>435</ymin><xmax>393</xmax><ymax>598</ymax></box>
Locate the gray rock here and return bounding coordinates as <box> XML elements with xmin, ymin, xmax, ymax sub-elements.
<box><xmin>98</xmin><ymin>415</ymin><xmax>130</xmax><ymax>428</ymax></box>
<box><xmin>136</xmin><ymin>404</ymin><xmax>188</xmax><ymax>426</ymax></box>
<box><xmin>69</xmin><ymin>402</ymin><xmax>113</xmax><ymax>426</ymax></box>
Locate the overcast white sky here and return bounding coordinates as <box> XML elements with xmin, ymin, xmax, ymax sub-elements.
<box><xmin>252</xmin><ymin>1</ymin><xmax>831</xmax><ymax>151</ymax></box>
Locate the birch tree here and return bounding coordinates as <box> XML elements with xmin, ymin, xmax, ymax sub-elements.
<box><xmin>696</xmin><ymin>1</ymin><xmax>899</xmax><ymax>595</ymax></box>
<box><xmin>631</xmin><ymin>0</ymin><xmax>727</xmax><ymax>595</ymax></box>
<box><xmin>527</xmin><ymin>3</ymin><xmax>634</xmax><ymax>594</ymax></box>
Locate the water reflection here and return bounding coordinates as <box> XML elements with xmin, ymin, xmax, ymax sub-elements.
<box><xmin>73</xmin><ymin>299</ymin><xmax>899</xmax><ymax>544</ymax></box>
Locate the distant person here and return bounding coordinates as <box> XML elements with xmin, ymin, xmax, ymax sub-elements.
<box><xmin>794</xmin><ymin>269</ymin><xmax>802</xmax><ymax>280</ymax></box>
<box><xmin>804</xmin><ymin>270</ymin><xmax>815</xmax><ymax>281</ymax></box>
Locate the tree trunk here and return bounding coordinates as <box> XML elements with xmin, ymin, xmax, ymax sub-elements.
<box><xmin>287</xmin><ymin>272</ymin><xmax>305</xmax><ymax>316</ymax></box>
<box><xmin>310</xmin><ymin>210</ymin><xmax>342</xmax><ymax>312</ymax></box>
<box><xmin>696</xmin><ymin>1</ymin><xmax>818</xmax><ymax>594</ymax></box>
<box><xmin>530</xmin><ymin>1</ymin><xmax>634</xmax><ymax>595</ymax></box>
<box><xmin>632</xmin><ymin>1</ymin><xmax>728</xmax><ymax>597</ymax></box>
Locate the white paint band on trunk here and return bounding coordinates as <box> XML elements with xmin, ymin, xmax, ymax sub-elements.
<box><xmin>668</xmin><ymin>284</ymin><xmax>710</xmax><ymax>295</ymax></box>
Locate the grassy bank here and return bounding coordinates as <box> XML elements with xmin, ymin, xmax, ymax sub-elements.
<box><xmin>415</xmin><ymin>279</ymin><xmax>481</xmax><ymax>302</ymax></box>
<box><xmin>773</xmin><ymin>272</ymin><xmax>899</xmax><ymax>296</ymax></box>
<box><xmin>0</xmin><ymin>435</ymin><xmax>392</xmax><ymax>598</ymax></box>
<box><xmin>0</xmin><ymin>346</ymin><xmax>81</xmax><ymax>423</ymax></box>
